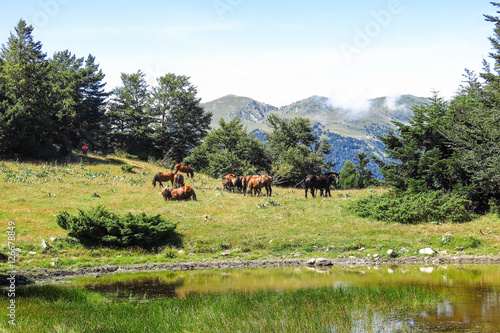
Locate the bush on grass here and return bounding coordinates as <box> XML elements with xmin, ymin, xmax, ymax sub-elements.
<box><xmin>56</xmin><ymin>205</ymin><xmax>178</xmax><ymax>249</ymax></box>
<box><xmin>347</xmin><ymin>191</ymin><xmax>474</xmax><ymax>224</ymax></box>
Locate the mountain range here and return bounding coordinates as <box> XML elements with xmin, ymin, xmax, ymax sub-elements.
<box><xmin>201</xmin><ymin>94</ymin><xmax>430</xmax><ymax>178</ymax></box>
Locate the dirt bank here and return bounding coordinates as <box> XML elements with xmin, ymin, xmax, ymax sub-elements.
<box><xmin>6</xmin><ymin>255</ymin><xmax>500</xmax><ymax>285</ymax></box>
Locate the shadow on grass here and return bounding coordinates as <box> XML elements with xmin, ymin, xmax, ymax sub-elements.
<box><xmin>70</xmin><ymin>231</ymin><xmax>184</xmax><ymax>253</ymax></box>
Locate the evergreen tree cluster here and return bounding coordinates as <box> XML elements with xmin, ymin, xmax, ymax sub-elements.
<box><xmin>0</xmin><ymin>20</ymin><xmax>212</xmax><ymax>161</ymax></box>
<box><xmin>375</xmin><ymin>3</ymin><xmax>500</xmax><ymax>213</ymax></box>
<box><xmin>0</xmin><ymin>20</ymin><xmax>107</xmax><ymax>157</ymax></box>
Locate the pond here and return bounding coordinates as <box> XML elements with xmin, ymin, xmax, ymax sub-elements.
<box><xmin>64</xmin><ymin>264</ymin><xmax>500</xmax><ymax>332</ymax></box>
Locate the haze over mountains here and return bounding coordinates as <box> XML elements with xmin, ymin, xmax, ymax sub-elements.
<box><xmin>201</xmin><ymin>94</ymin><xmax>429</xmax><ymax>178</ymax></box>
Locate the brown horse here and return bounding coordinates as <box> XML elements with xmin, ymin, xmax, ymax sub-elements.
<box><xmin>247</xmin><ymin>175</ymin><xmax>273</xmax><ymax>197</ymax></box>
<box><xmin>173</xmin><ymin>174</ymin><xmax>185</xmax><ymax>188</ymax></box>
<box><xmin>222</xmin><ymin>173</ymin><xmax>236</xmax><ymax>191</ymax></box>
<box><xmin>242</xmin><ymin>175</ymin><xmax>254</xmax><ymax>195</ymax></box>
<box><xmin>172</xmin><ymin>164</ymin><xmax>194</xmax><ymax>178</ymax></box>
<box><xmin>152</xmin><ymin>172</ymin><xmax>176</xmax><ymax>188</ymax></box>
<box><xmin>160</xmin><ymin>186</ymin><xmax>197</xmax><ymax>201</ymax></box>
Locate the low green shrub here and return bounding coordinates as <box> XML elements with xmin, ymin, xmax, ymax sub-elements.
<box><xmin>120</xmin><ymin>164</ymin><xmax>134</xmax><ymax>173</ymax></box>
<box><xmin>56</xmin><ymin>205</ymin><xmax>178</xmax><ymax>249</ymax></box>
<box><xmin>347</xmin><ymin>191</ymin><xmax>474</xmax><ymax>224</ymax></box>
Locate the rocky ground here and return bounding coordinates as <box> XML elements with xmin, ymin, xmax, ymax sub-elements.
<box><xmin>4</xmin><ymin>255</ymin><xmax>500</xmax><ymax>286</ymax></box>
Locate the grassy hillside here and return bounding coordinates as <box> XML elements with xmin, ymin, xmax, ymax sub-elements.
<box><xmin>1</xmin><ymin>155</ymin><xmax>499</xmax><ymax>272</ymax></box>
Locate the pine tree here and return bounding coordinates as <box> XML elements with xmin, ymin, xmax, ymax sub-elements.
<box><xmin>184</xmin><ymin>118</ymin><xmax>269</xmax><ymax>178</ymax></box>
<box><xmin>107</xmin><ymin>70</ymin><xmax>151</xmax><ymax>157</ymax></box>
<box><xmin>0</xmin><ymin>20</ymin><xmax>54</xmax><ymax>156</ymax></box>
<box><xmin>148</xmin><ymin>73</ymin><xmax>212</xmax><ymax>162</ymax></box>
<box><xmin>266</xmin><ymin>114</ymin><xmax>333</xmax><ymax>185</ymax></box>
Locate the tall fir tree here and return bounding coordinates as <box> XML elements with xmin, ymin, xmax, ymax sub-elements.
<box><xmin>107</xmin><ymin>70</ymin><xmax>151</xmax><ymax>157</ymax></box>
<box><xmin>148</xmin><ymin>73</ymin><xmax>212</xmax><ymax>162</ymax></box>
<box><xmin>0</xmin><ymin>20</ymin><xmax>54</xmax><ymax>156</ymax></box>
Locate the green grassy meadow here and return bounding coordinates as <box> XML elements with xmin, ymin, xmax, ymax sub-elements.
<box><xmin>1</xmin><ymin>154</ymin><xmax>500</xmax><ymax>272</ymax></box>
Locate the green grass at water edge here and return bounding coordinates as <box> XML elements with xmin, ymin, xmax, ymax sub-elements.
<box><xmin>0</xmin><ymin>284</ymin><xmax>442</xmax><ymax>332</ymax></box>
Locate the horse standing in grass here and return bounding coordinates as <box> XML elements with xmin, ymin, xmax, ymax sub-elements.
<box><xmin>247</xmin><ymin>175</ymin><xmax>273</xmax><ymax>197</ymax></box>
<box><xmin>172</xmin><ymin>164</ymin><xmax>194</xmax><ymax>178</ymax></box>
<box><xmin>152</xmin><ymin>172</ymin><xmax>176</xmax><ymax>188</ymax></box>
<box><xmin>302</xmin><ymin>172</ymin><xmax>339</xmax><ymax>198</ymax></box>
<box><xmin>173</xmin><ymin>174</ymin><xmax>185</xmax><ymax>188</ymax></box>
<box><xmin>160</xmin><ymin>186</ymin><xmax>197</xmax><ymax>201</ymax></box>
<box><xmin>223</xmin><ymin>174</ymin><xmax>236</xmax><ymax>191</ymax></box>
<box><xmin>242</xmin><ymin>175</ymin><xmax>254</xmax><ymax>195</ymax></box>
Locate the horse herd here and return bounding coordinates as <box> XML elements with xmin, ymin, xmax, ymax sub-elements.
<box><xmin>152</xmin><ymin>164</ymin><xmax>197</xmax><ymax>201</ymax></box>
<box><xmin>152</xmin><ymin>164</ymin><xmax>340</xmax><ymax>201</ymax></box>
<box><xmin>222</xmin><ymin>174</ymin><xmax>273</xmax><ymax>197</ymax></box>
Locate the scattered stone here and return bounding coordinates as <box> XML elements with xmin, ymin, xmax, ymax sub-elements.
<box><xmin>28</xmin><ymin>251</ymin><xmax>37</xmax><ymax>255</ymax></box>
<box><xmin>419</xmin><ymin>248</ymin><xmax>435</xmax><ymax>255</ymax></box>
<box><xmin>399</xmin><ymin>248</ymin><xmax>409</xmax><ymax>254</ymax></box>
<box><xmin>41</xmin><ymin>239</ymin><xmax>51</xmax><ymax>250</ymax></box>
<box><xmin>373</xmin><ymin>254</ymin><xmax>380</xmax><ymax>259</ymax></box>
<box><xmin>220</xmin><ymin>252</ymin><xmax>231</xmax><ymax>257</ymax></box>
<box><xmin>293</xmin><ymin>252</ymin><xmax>302</xmax><ymax>257</ymax></box>
<box><xmin>359</xmin><ymin>247</ymin><xmax>366</xmax><ymax>251</ymax></box>
<box><xmin>177</xmin><ymin>250</ymin><xmax>185</xmax><ymax>254</ymax></box>
<box><xmin>49</xmin><ymin>237</ymin><xmax>60</xmax><ymax>242</ymax></box>
<box><xmin>188</xmin><ymin>252</ymin><xmax>196</xmax><ymax>256</ymax></box>
<box><xmin>315</xmin><ymin>258</ymin><xmax>331</xmax><ymax>266</ymax></box>
<box><xmin>306</xmin><ymin>258</ymin><xmax>316</xmax><ymax>266</ymax></box>
<box><xmin>387</xmin><ymin>249</ymin><xmax>396</xmax><ymax>257</ymax></box>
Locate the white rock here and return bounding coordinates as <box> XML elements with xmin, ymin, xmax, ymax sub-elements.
<box><xmin>419</xmin><ymin>248</ymin><xmax>435</xmax><ymax>255</ymax></box>
<box><xmin>315</xmin><ymin>258</ymin><xmax>331</xmax><ymax>266</ymax></box>
<box><xmin>306</xmin><ymin>258</ymin><xmax>317</xmax><ymax>265</ymax></box>
<box><xmin>41</xmin><ymin>239</ymin><xmax>51</xmax><ymax>250</ymax></box>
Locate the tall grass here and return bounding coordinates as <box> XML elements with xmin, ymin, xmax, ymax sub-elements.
<box><xmin>0</xmin><ymin>284</ymin><xmax>442</xmax><ymax>332</ymax></box>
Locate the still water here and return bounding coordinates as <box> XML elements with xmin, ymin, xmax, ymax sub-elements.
<box><xmin>67</xmin><ymin>264</ymin><xmax>500</xmax><ymax>331</ymax></box>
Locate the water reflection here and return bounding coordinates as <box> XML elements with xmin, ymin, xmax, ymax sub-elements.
<box><xmin>68</xmin><ymin>264</ymin><xmax>500</xmax><ymax>331</ymax></box>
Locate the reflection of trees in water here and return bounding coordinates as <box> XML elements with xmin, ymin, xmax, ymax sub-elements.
<box><xmin>85</xmin><ymin>276</ymin><xmax>185</xmax><ymax>299</ymax></box>
<box><xmin>418</xmin><ymin>288</ymin><xmax>500</xmax><ymax>331</ymax></box>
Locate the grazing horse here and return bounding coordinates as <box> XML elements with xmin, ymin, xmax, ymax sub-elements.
<box><xmin>152</xmin><ymin>172</ymin><xmax>176</xmax><ymax>188</ymax></box>
<box><xmin>303</xmin><ymin>172</ymin><xmax>339</xmax><ymax>198</ymax></box>
<box><xmin>172</xmin><ymin>164</ymin><xmax>194</xmax><ymax>178</ymax></box>
<box><xmin>173</xmin><ymin>174</ymin><xmax>185</xmax><ymax>188</ymax></box>
<box><xmin>222</xmin><ymin>174</ymin><xmax>236</xmax><ymax>191</ymax></box>
<box><xmin>232</xmin><ymin>176</ymin><xmax>244</xmax><ymax>193</ymax></box>
<box><xmin>160</xmin><ymin>186</ymin><xmax>197</xmax><ymax>201</ymax></box>
<box><xmin>247</xmin><ymin>175</ymin><xmax>273</xmax><ymax>197</ymax></box>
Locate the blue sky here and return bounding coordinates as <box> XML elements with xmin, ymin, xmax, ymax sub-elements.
<box><xmin>0</xmin><ymin>0</ymin><xmax>497</xmax><ymax>107</ymax></box>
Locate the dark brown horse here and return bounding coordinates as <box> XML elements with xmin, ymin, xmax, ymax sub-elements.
<box><xmin>152</xmin><ymin>172</ymin><xmax>176</xmax><ymax>188</ymax></box>
<box><xmin>172</xmin><ymin>164</ymin><xmax>194</xmax><ymax>178</ymax></box>
<box><xmin>173</xmin><ymin>174</ymin><xmax>185</xmax><ymax>188</ymax></box>
<box><xmin>303</xmin><ymin>172</ymin><xmax>339</xmax><ymax>198</ymax></box>
<box><xmin>247</xmin><ymin>175</ymin><xmax>273</xmax><ymax>197</ymax></box>
<box><xmin>160</xmin><ymin>186</ymin><xmax>197</xmax><ymax>201</ymax></box>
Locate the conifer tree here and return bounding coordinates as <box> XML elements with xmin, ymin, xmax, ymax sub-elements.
<box><xmin>0</xmin><ymin>20</ymin><xmax>54</xmax><ymax>156</ymax></box>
